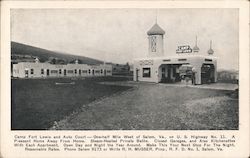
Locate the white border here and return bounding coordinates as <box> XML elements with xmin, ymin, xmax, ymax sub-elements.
<box><xmin>1</xmin><ymin>1</ymin><xmax>249</xmax><ymax>158</ymax></box>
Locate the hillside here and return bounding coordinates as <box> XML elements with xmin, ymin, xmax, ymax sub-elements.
<box><xmin>11</xmin><ymin>41</ymin><xmax>103</xmax><ymax>65</ymax></box>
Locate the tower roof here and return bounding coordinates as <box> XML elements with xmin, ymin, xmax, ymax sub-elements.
<box><xmin>193</xmin><ymin>36</ymin><xmax>199</xmax><ymax>53</ymax></box>
<box><xmin>147</xmin><ymin>23</ymin><xmax>165</xmax><ymax>35</ymax></box>
<box><xmin>207</xmin><ymin>48</ymin><xmax>214</xmax><ymax>55</ymax></box>
<box><xmin>193</xmin><ymin>45</ymin><xmax>200</xmax><ymax>52</ymax></box>
<box><xmin>207</xmin><ymin>40</ymin><xmax>214</xmax><ymax>55</ymax></box>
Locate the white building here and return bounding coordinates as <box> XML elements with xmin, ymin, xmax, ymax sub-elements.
<box><xmin>12</xmin><ymin>60</ymin><xmax>112</xmax><ymax>78</ymax></box>
<box><xmin>133</xmin><ymin>23</ymin><xmax>217</xmax><ymax>85</ymax></box>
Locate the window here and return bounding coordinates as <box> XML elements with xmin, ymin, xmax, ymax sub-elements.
<box><xmin>30</xmin><ymin>69</ymin><xmax>34</xmax><ymax>74</ymax></box>
<box><xmin>107</xmin><ymin>70</ymin><xmax>111</xmax><ymax>73</ymax></box>
<box><xmin>101</xmin><ymin>69</ymin><xmax>103</xmax><ymax>74</ymax></box>
<box><xmin>51</xmin><ymin>70</ymin><xmax>58</xmax><ymax>73</ymax></box>
<box><xmin>25</xmin><ymin>70</ymin><xmax>28</xmax><ymax>75</ymax></box>
<box><xmin>151</xmin><ymin>36</ymin><xmax>157</xmax><ymax>52</ymax></box>
<box><xmin>205</xmin><ymin>59</ymin><xmax>212</xmax><ymax>62</ymax></box>
<box><xmin>75</xmin><ymin>69</ymin><xmax>77</xmax><ymax>74</ymax></box>
<box><xmin>67</xmin><ymin>70</ymin><xmax>74</xmax><ymax>73</ymax></box>
<box><xmin>143</xmin><ymin>68</ymin><xmax>151</xmax><ymax>78</ymax></box>
<box><xmin>178</xmin><ymin>59</ymin><xmax>187</xmax><ymax>61</ymax></box>
<box><xmin>88</xmin><ymin>69</ymin><xmax>91</xmax><ymax>74</ymax></box>
<box><xmin>79</xmin><ymin>69</ymin><xmax>81</xmax><ymax>75</ymax></box>
<box><xmin>59</xmin><ymin>69</ymin><xmax>62</xmax><ymax>74</ymax></box>
<box><xmin>163</xmin><ymin>59</ymin><xmax>171</xmax><ymax>62</ymax></box>
<box><xmin>14</xmin><ymin>69</ymin><xmax>19</xmax><ymax>73</ymax></box>
<box><xmin>82</xmin><ymin>70</ymin><xmax>88</xmax><ymax>73</ymax></box>
<box><xmin>41</xmin><ymin>69</ymin><xmax>44</xmax><ymax>74</ymax></box>
<box><xmin>95</xmin><ymin>70</ymin><xmax>100</xmax><ymax>73</ymax></box>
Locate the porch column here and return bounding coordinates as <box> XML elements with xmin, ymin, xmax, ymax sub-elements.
<box><xmin>195</xmin><ymin>66</ymin><xmax>202</xmax><ymax>85</ymax></box>
<box><xmin>214</xmin><ymin>63</ymin><xmax>217</xmax><ymax>82</ymax></box>
<box><xmin>158</xmin><ymin>66</ymin><xmax>162</xmax><ymax>82</ymax></box>
<box><xmin>170</xmin><ymin>66</ymin><xmax>174</xmax><ymax>79</ymax></box>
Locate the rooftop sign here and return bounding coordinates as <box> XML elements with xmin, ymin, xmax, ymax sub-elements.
<box><xmin>176</xmin><ymin>45</ymin><xmax>192</xmax><ymax>53</ymax></box>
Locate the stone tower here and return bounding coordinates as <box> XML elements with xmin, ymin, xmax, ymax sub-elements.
<box><xmin>147</xmin><ymin>23</ymin><xmax>165</xmax><ymax>57</ymax></box>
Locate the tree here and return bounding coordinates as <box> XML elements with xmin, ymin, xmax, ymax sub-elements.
<box><xmin>49</xmin><ymin>58</ymin><xmax>56</xmax><ymax>64</ymax></box>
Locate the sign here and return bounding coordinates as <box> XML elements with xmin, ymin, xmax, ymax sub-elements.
<box><xmin>176</xmin><ymin>45</ymin><xmax>192</xmax><ymax>53</ymax></box>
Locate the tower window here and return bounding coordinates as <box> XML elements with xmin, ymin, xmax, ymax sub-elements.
<box><xmin>151</xmin><ymin>36</ymin><xmax>157</xmax><ymax>52</ymax></box>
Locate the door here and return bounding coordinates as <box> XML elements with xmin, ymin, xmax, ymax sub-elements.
<box><xmin>25</xmin><ymin>70</ymin><xmax>29</xmax><ymax>78</ymax></box>
<box><xmin>162</xmin><ymin>67</ymin><xmax>165</xmax><ymax>78</ymax></box>
<box><xmin>167</xmin><ymin>67</ymin><xmax>171</xmax><ymax>80</ymax></box>
<box><xmin>47</xmin><ymin>69</ymin><xmax>50</xmax><ymax>76</ymax></box>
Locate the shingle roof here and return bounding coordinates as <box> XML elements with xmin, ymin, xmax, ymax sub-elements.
<box><xmin>147</xmin><ymin>23</ymin><xmax>165</xmax><ymax>35</ymax></box>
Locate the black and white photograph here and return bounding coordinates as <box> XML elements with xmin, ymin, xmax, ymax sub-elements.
<box><xmin>11</xmin><ymin>8</ymin><xmax>239</xmax><ymax>130</ymax></box>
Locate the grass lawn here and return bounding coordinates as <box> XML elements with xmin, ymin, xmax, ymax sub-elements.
<box><xmin>11</xmin><ymin>77</ymin><xmax>131</xmax><ymax>130</ymax></box>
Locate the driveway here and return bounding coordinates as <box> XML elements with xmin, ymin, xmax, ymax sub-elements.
<box><xmin>54</xmin><ymin>82</ymin><xmax>238</xmax><ymax>130</ymax></box>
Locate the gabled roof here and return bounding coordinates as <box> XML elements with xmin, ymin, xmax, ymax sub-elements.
<box><xmin>147</xmin><ymin>23</ymin><xmax>165</xmax><ymax>35</ymax></box>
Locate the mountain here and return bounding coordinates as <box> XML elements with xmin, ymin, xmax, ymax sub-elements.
<box><xmin>11</xmin><ymin>41</ymin><xmax>103</xmax><ymax>65</ymax></box>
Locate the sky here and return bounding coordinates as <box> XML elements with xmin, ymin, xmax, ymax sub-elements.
<box><xmin>11</xmin><ymin>9</ymin><xmax>239</xmax><ymax>70</ymax></box>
